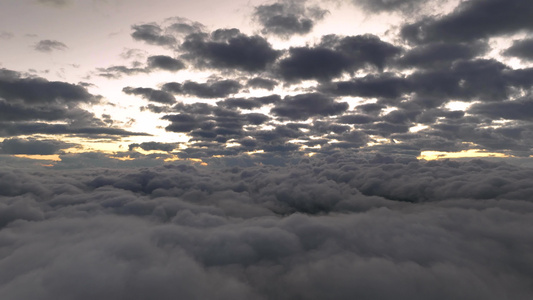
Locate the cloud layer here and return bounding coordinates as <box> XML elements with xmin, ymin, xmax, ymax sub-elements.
<box><xmin>1</xmin><ymin>155</ymin><xmax>533</xmax><ymax>299</ymax></box>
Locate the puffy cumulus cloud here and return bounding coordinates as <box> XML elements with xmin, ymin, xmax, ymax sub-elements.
<box><xmin>0</xmin><ymin>68</ymin><xmax>146</xmax><ymax>138</ymax></box>
<box><xmin>401</xmin><ymin>0</ymin><xmax>533</xmax><ymax>44</ymax></box>
<box><xmin>1</xmin><ymin>155</ymin><xmax>533</xmax><ymax>299</ymax></box>
<box><xmin>180</xmin><ymin>29</ymin><xmax>281</xmax><ymax>72</ymax></box>
<box><xmin>0</xmin><ymin>68</ymin><xmax>96</xmax><ymax>106</ymax></box>
<box><xmin>34</xmin><ymin>40</ymin><xmax>68</xmax><ymax>52</ymax></box>
<box><xmin>271</xmin><ymin>93</ymin><xmax>348</xmax><ymax>120</ymax></box>
<box><xmin>277</xmin><ymin>34</ymin><xmax>401</xmax><ymax>82</ymax></box>
<box><xmin>146</xmin><ymin>55</ymin><xmax>186</xmax><ymax>71</ymax></box>
<box><xmin>253</xmin><ymin>0</ymin><xmax>329</xmax><ymax>38</ymax></box>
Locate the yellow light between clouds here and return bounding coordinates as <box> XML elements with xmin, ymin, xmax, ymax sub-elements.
<box><xmin>419</xmin><ymin>150</ymin><xmax>511</xmax><ymax>161</ymax></box>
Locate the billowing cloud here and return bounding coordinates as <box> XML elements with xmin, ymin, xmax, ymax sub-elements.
<box><xmin>271</xmin><ymin>93</ymin><xmax>348</xmax><ymax>120</ymax></box>
<box><xmin>1</xmin><ymin>156</ymin><xmax>533</xmax><ymax>299</ymax></box>
<box><xmin>277</xmin><ymin>34</ymin><xmax>401</xmax><ymax>82</ymax></box>
<box><xmin>0</xmin><ymin>68</ymin><xmax>148</xmax><ymax>138</ymax></box>
<box><xmin>180</xmin><ymin>29</ymin><xmax>281</xmax><ymax>72</ymax></box>
<box><xmin>146</xmin><ymin>55</ymin><xmax>186</xmax><ymax>71</ymax></box>
<box><xmin>253</xmin><ymin>0</ymin><xmax>328</xmax><ymax>38</ymax></box>
<box><xmin>401</xmin><ymin>0</ymin><xmax>533</xmax><ymax>44</ymax></box>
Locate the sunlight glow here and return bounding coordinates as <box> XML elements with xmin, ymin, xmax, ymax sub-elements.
<box><xmin>419</xmin><ymin>149</ymin><xmax>511</xmax><ymax>160</ymax></box>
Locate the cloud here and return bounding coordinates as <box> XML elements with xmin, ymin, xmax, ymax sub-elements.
<box><xmin>131</xmin><ymin>23</ymin><xmax>177</xmax><ymax>47</ymax></box>
<box><xmin>1</xmin><ymin>156</ymin><xmax>533</xmax><ymax>299</ymax></box>
<box><xmin>277</xmin><ymin>34</ymin><xmax>401</xmax><ymax>82</ymax></box>
<box><xmin>0</xmin><ymin>68</ymin><xmax>148</xmax><ymax>138</ymax></box>
<box><xmin>253</xmin><ymin>0</ymin><xmax>329</xmax><ymax>38</ymax></box>
<box><xmin>469</xmin><ymin>96</ymin><xmax>533</xmax><ymax>121</ymax></box>
<box><xmin>0</xmin><ymin>68</ymin><xmax>96</xmax><ymax>105</ymax></box>
<box><xmin>162</xmin><ymin>79</ymin><xmax>242</xmax><ymax>99</ymax></box>
<box><xmin>401</xmin><ymin>0</ymin><xmax>533</xmax><ymax>44</ymax></box>
<box><xmin>123</xmin><ymin>87</ymin><xmax>176</xmax><ymax>104</ymax></box>
<box><xmin>247</xmin><ymin>77</ymin><xmax>278</xmax><ymax>90</ymax></box>
<box><xmin>0</xmin><ymin>138</ymin><xmax>75</xmax><ymax>155</ymax></box>
<box><xmin>97</xmin><ymin>55</ymin><xmax>185</xmax><ymax>78</ymax></box>
<box><xmin>146</xmin><ymin>55</ymin><xmax>186</xmax><ymax>71</ymax></box>
<box><xmin>34</xmin><ymin>40</ymin><xmax>68</xmax><ymax>52</ymax></box>
<box><xmin>271</xmin><ymin>93</ymin><xmax>348</xmax><ymax>120</ymax></box>
<box><xmin>396</xmin><ymin>41</ymin><xmax>488</xmax><ymax>69</ymax></box>
<box><xmin>351</xmin><ymin>0</ymin><xmax>434</xmax><ymax>14</ymax></box>
<box><xmin>502</xmin><ymin>38</ymin><xmax>533</xmax><ymax>61</ymax></box>
<box><xmin>180</xmin><ymin>30</ymin><xmax>281</xmax><ymax>72</ymax></box>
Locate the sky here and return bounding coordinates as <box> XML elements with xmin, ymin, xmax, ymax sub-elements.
<box><xmin>1</xmin><ymin>0</ymin><xmax>533</xmax><ymax>299</ymax></box>
<box><xmin>1</xmin><ymin>0</ymin><xmax>532</xmax><ymax>167</ymax></box>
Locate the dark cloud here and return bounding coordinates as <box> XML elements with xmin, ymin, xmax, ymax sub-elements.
<box><xmin>0</xmin><ymin>69</ymin><xmax>142</xmax><ymax>138</ymax></box>
<box><xmin>401</xmin><ymin>0</ymin><xmax>533</xmax><ymax>44</ymax></box>
<box><xmin>502</xmin><ymin>38</ymin><xmax>533</xmax><ymax>61</ymax></box>
<box><xmin>146</xmin><ymin>55</ymin><xmax>186</xmax><ymax>71</ymax></box>
<box><xmin>34</xmin><ymin>40</ymin><xmax>68</xmax><ymax>52</ymax></box>
<box><xmin>271</xmin><ymin>93</ymin><xmax>348</xmax><ymax>120</ymax></box>
<box><xmin>1</xmin><ymin>156</ymin><xmax>533</xmax><ymax>299</ymax></box>
<box><xmin>396</xmin><ymin>41</ymin><xmax>488</xmax><ymax>69</ymax></box>
<box><xmin>406</xmin><ymin>59</ymin><xmax>514</xmax><ymax>103</ymax></box>
<box><xmin>162</xmin><ymin>80</ymin><xmax>242</xmax><ymax>99</ymax></box>
<box><xmin>0</xmin><ymin>122</ymin><xmax>150</xmax><ymax>138</ymax></box>
<box><xmin>253</xmin><ymin>0</ymin><xmax>328</xmax><ymax>38</ymax></box>
<box><xmin>247</xmin><ymin>77</ymin><xmax>278</xmax><ymax>90</ymax></box>
<box><xmin>123</xmin><ymin>87</ymin><xmax>176</xmax><ymax>104</ymax></box>
<box><xmin>278</xmin><ymin>34</ymin><xmax>401</xmax><ymax>82</ymax></box>
<box><xmin>323</xmin><ymin>73</ymin><xmax>410</xmax><ymax>99</ymax></box>
<box><xmin>131</xmin><ymin>23</ymin><xmax>177</xmax><ymax>47</ymax></box>
<box><xmin>0</xmin><ymin>68</ymin><xmax>97</xmax><ymax>105</ymax></box>
<box><xmin>469</xmin><ymin>96</ymin><xmax>533</xmax><ymax>121</ymax></box>
<box><xmin>0</xmin><ymin>138</ymin><xmax>75</xmax><ymax>155</ymax></box>
<box><xmin>180</xmin><ymin>30</ymin><xmax>280</xmax><ymax>72</ymax></box>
